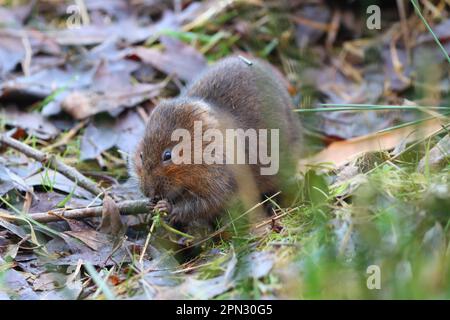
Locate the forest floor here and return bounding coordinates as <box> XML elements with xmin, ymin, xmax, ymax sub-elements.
<box><xmin>0</xmin><ymin>0</ymin><xmax>449</xmax><ymax>299</ymax></box>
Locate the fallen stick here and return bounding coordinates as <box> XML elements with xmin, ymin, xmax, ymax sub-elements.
<box><xmin>27</xmin><ymin>199</ymin><xmax>152</xmax><ymax>223</ymax></box>
<box><xmin>0</xmin><ymin>133</ymin><xmax>103</xmax><ymax>197</ymax></box>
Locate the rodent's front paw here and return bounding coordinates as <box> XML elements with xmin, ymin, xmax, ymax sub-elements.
<box><xmin>154</xmin><ymin>199</ymin><xmax>172</xmax><ymax>214</ymax></box>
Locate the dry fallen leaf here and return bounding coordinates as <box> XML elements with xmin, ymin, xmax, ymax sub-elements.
<box><xmin>0</xmin><ymin>257</ymin><xmax>39</xmax><ymax>300</ymax></box>
<box><xmin>417</xmin><ymin>134</ymin><xmax>450</xmax><ymax>172</ymax></box>
<box><xmin>24</xmin><ymin>169</ymin><xmax>93</xmax><ymax>199</ymax></box>
<box><xmin>65</xmin><ymin>229</ymin><xmax>110</xmax><ymax>251</ymax></box>
<box><xmin>79</xmin><ymin>110</ymin><xmax>145</xmax><ymax>160</ymax></box>
<box><xmin>130</xmin><ymin>37</ymin><xmax>207</xmax><ymax>82</ymax></box>
<box><xmin>299</xmin><ymin>117</ymin><xmax>447</xmax><ymax>171</ymax></box>
<box><xmin>98</xmin><ymin>195</ymin><xmax>126</xmax><ymax>237</ymax></box>
<box><xmin>61</xmin><ymin>82</ymin><xmax>163</xmax><ymax>120</ymax></box>
<box><xmin>1</xmin><ymin>107</ymin><xmax>60</xmax><ymax>140</ymax></box>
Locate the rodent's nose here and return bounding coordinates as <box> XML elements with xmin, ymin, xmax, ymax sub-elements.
<box><xmin>153</xmin><ymin>195</ymin><xmax>162</xmax><ymax>202</ymax></box>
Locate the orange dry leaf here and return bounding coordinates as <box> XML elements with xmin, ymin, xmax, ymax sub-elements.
<box><xmin>299</xmin><ymin>117</ymin><xmax>447</xmax><ymax>172</ymax></box>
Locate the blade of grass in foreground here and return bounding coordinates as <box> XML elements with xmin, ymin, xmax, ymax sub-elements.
<box><xmin>84</xmin><ymin>262</ymin><xmax>116</xmax><ymax>300</ymax></box>
<box><xmin>377</xmin><ymin>112</ymin><xmax>450</xmax><ymax>133</ymax></box>
<box><xmin>410</xmin><ymin>0</ymin><xmax>450</xmax><ymax>65</ymax></box>
<box><xmin>293</xmin><ymin>104</ymin><xmax>450</xmax><ymax>113</ymax></box>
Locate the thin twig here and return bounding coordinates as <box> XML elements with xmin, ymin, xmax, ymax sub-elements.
<box><xmin>20</xmin><ymin>31</ymin><xmax>32</xmax><ymax>77</ymax></box>
<box><xmin>0</xmin><ymin>133</ymin><xmax>102</xmax><ymax>197</ymax></box>
<box><xmin>254</xmin><ymin>208</ymin><xmax>295</xmax><ymax>229</ymax></box>
<box><xmin>396</xmin><ymin>0</ymin><xmax>410</xmax><ymax>55</ymax></box>
<box><xmin>22</xmin><ymin>199</ymin><xmax>152</xmax><ymax>223</ymax></box>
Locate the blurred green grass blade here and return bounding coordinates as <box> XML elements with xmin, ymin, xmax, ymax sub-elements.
<box><xmin>294</xmin><ymin>104</ymin><xmax>450</xmax><ymax>113</ymax></box>
<box><xmin>377</xmin><ymin>112</ymin><xmax>450</xmax><ymax>133</ymax></box>
<box><xmin>319</xmin><ymin>103</ymin><xmax>450</xmax><ymax>110</ymax></box>
<box><xmin>159</xmin><ymin>29</ymin><xmax>214</xmax><ymax>43</ymax></box>
<box><xmin>410</xmin><ymin>0</ymin><xmax>450</xmax><ymax>64</ymax></box>
<box><xmin>260</xmin><ymin>38</ymin><xmax>279</xmax><ymax>57</ymax></box>
<box><xmin>0</xmin><ymin>196</ymin><xmax>61</xmax><ymax>238</ymax></box>
<box><xmin>84</xmin><ymin>263</ymin><xmax>116</xmax><ymax>300</ymax></box>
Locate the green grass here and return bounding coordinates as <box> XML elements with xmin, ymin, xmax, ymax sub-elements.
<box><xmin>294</xmin><ymin>104</ymin><xmax>450</xmax><ymax>113</ymax></box>
<box><xmin>198</xmin><ymin>151</ymin><xmax>449</xmax><ymax>299</ymax></box>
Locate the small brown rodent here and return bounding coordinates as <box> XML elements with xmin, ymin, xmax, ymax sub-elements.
<box><xmin>130</xmin><ymin>56</ymin><xmax>302</xmax><ymax>233</ymax></box>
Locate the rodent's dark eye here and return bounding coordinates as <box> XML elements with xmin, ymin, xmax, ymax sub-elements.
<box><xmin>140</xmin><ymin>152</ymin><xmax>143</xmax><ymax>161</ymax></box>
<box><xmin>162</xmin><ymin>149</ymin><xmax>172</xmax><ymax>162</ymax></box>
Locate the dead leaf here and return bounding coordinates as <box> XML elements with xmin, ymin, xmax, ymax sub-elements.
<box><xmin>65</xmin><ymin>229</ymin><xmax>110</xmax><ymax>251</ymax></box>
<box><xmin>152</xmin><ymin>248</ymin><xmax>238</xmax><ymax>299</ymax></box>
<box><xmin>293</xmin><ymin>4</ymin><xmax>331</xmax><ymax>49</ymax></box>
<box><xmin>301</xmin><ymin>65</ymin><xmax>409</xmax><ymax>139</ymax></box>
<box><xmin>0</xmin><ymin>164</ymin><xmax>32</xmax><ymax>195</ymax></box>
<box><xmin>1</xmin><ymin>153</ymin><xmax>42</xmax><ymax>178</ymax></box>
<box><xmin>0</xmin><ymin>32</ymin><xmax>24</xmax><ymax>77</ymax></box>
<box><xmin>418</xmin><ymin>134</ymin><xmax>450</xmax><ymax>172</ymax></box>
<box><xmin>33</xmin><ymin>272</ymin><xmax>66</xmax><ymax>291</ymax></box>
<box><xmin>24</xmin><ymin>169</ymin><xmax>93</xmax><ymax>199</ymax></box>
<box><xmin>173</xmin><ymin>251</ymin><xmax>236</xmax><ymax>299</ymax></box>
<box><xmin>235</xmin><ymin>251</ymin><xmax>275</xmax><ymax>280</ymax></box>
<box><xmin>4</xmin><ymin>243</ymin><xmax>19</xmax><ymax>260</ymax></box>
<box><xmin>299</xmin><ymin>117</ymin><xmax>446</xmax><ymax>171</ymax></box>
<box><xmin>32</xmin><ymin>271</ymin><xmax>82</xmax><ymax>300</ymax></box>
<box><xmin>45</xmin><ymin>14</ymin><xmax>177</xmax><ymax>46</ymax></box>
<box><xmin>0</xmin><ymin>2</ymin><xmax>34</xmax><ymax>27</ymax></box>
<box><xmin>1</xmin><ymin>64</ymin><xmax>93</xmax><ymax>102</ymax></box>
<box><xmin>61</xmin><ymin>76</ymin><xmax>163</xmax><ymax>119</ymax></box>
<box><xmin>1</xmin><ymin>107</ymin><xmax>60</xmax><ymax>140</ymax></box>
<box><xmin>130</xmin><ymin>36</ymin><xmax>207</xmax><ymax>82</ymax></box>
<box><xmin>80</xmin><ymin>111</ymin><xmax>145</xmax><ymax>160</ymax></box>
<box><xmin>115</xmin><ymin>110</ymin><xmax>146</xmax><ymax>154</ymax></box>
<box><xmin>0</xmin><ymin>257</ymin><xmax>39</xmax><ymax>300</ymax></box>
<box><xmin>98</xmin><ymin>195</ymin><xmax>125</xmax><ymax>237</ymax></box>
<box><xmin>80</xmin><ymin>118</ymin><xmax>118</xmax><ymax>160</ymax></box>
<box><xmin>0</xmin><ymin>28</ymin><xmax>61</xmax><ymax>79</ymax></box>
<box><xmin>63</xmin><ymin>228</ymin><xmax>111</xmax><ymax>253</ymax></box>
<box><xmin>0</xmin><ymin>218</ymin><xmax>29</xmax><ymax>241</ymax></box>
<box><xmin>44</xmin><ymin>238</ymin><xmax>132</xmax><ymax>267</ymax></box>
<box><xmin>0</xmin><ymin>7</ymin><xmax>23</xmax><ymax>27</ymax></box>
<box><xmin>417</xmin><ymin>19</ymin><xmax>450</xmax><ymax>44</ymax></box>
<box><xmin>28</xmin><ymin>191</ymin><xmax>98</xmax><ymax>214</ymax></box>
<box><xmin>422</xmin><ymin>222</ymin><xmax>446</xmax><ymax>254</ymax></box>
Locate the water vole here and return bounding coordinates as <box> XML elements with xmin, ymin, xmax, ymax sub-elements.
<box><xmin>130</xmin><ymin>56</ymin><xmax>302</xmax><ymax>233</ymax></box>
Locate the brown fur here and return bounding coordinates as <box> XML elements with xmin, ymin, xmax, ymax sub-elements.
<box><xmin>131</xmin><ymin>56</ymin><xmax>302</xmax><ymax>230</ymax></box>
